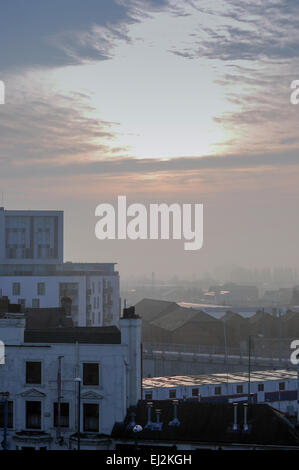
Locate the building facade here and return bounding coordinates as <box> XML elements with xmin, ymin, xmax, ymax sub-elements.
<box><xmin>142</xmin><ymin>370</ymin><xmax>299</xmax><ymax>415</ymax></box>
<box><xmin>0</xmin><ymin>310</ymin><xmax>141</xmax><ymax>450</ymax></box>
<box><xmin>0</xmin><ymin>208</ymin><xmax>120</xmax><ymax>326</ymax></box>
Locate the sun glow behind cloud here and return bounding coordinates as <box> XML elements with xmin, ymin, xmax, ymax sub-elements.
<box><xmin>45</xmin><ymin>2</ymin><xmax>240</xmax><ymax>159</ymax></box>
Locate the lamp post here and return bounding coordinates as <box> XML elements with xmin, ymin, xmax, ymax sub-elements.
<box><xmin>0</xmin><ymin>392</ymin><xmax>9</xmax><ymax>451</ymax></box>
<box><xmin>74</xmin><ymin>378</ymin><xmax>81</xmax><ymax>450</ymax></box>
<box><xmin>248</xmin><ymin>334</ymin><xmax>263</xmax><ymax>403</ymax></box>
<box><xmin>133</xmin><ymin>424</ymin><xmax>143</xmax><ymax>451</ymax></box>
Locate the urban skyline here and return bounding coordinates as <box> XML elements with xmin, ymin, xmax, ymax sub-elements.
<box><xmin>0</xmin><ymin>0</ymin><xmax>298</xmax><ymax>277</ymax></box>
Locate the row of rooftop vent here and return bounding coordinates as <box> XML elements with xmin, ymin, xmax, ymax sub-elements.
<box><xmin>127</xmin><ymin>401</ymin><xmax>251</xmax><ymax>434</ymax></box>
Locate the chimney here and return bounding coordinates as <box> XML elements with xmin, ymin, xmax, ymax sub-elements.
<box><xmin>120</xmin><ymin>307</ymin><xmax>142</xmax><ymax>407</ymax></box>
<box><xmin>126</xmin><ymin>408</ymin><xmax>136</xmax><ymax>430</ymax></box>
<box><xmin>169</xmin><ymin>399</ymin><xmax>180</xmax><ymax>427</ymax></box>
<box><xmin>233</xmin><ymin>402</ymin><xmax>238</xmax><ymax>431</ymax></box>
<box><xmin>152</xmin><ymin>408</ymin><xmax>162</xmax><ymax>431</ymax></box>
<box><xmin>122</xmin><ymin>306</ymin><xmax>140</xmax><ymax>319</ymax></box>
<box><xmin>144</xmin><ymin>402</ymin><xmax>153</xmax><ymax>429</ymax></box>
<box><xmin>0</xmin><ymin>316</ymin><xmax>25</xmax><ymax>345</ymax></box>
<box><xmin>243</xmin><ymin>403</ymin><xmax>249</xmax><ymax>432</ymax></box>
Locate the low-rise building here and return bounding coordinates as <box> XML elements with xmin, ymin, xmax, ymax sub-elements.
<box><xmin>0</xmin><ymin>307</ymin><xmax>141</xmax><ymax>450</ymax></box>
<box><xmin>112</xmin><ymin>400</ymin><xmax>299</xmax><ymax>450</ymax></box>
<box><xmin>142</xmin><ymin>370</ymin><xmax>299</xmax><ymax>415</ymax></box>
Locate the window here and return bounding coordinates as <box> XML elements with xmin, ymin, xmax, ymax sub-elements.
<box><xmin>258</xmin><ymin>383</ymin><xmax>264</xmax><ymax>392</ymax></box>
<box><xmin>169</xmin><ymin>390</ymin><xmax>176</xmax><ymax>399</ymax></box>
<box><xmin>37</xmin><ymin>282</ymin><xmax>45</xmax><ymax>296</ymax></box>
<box><xmin>236</xmin><ymin>385</ymin><xmax>243</xmax><ymax>394</ymax></box>
<box><xmin>18</xmin><ymin>298</ymin><xmax>26</xmax><ymax>309</ymax></box>
<box><xmin>26</xmin><ymin>362</ymin><xmax>42</xmax><ymax>384</ymax></box>
<box><xmin>83</xmin><ymin>404</ymin><xmax>99</xmax><ymax>432</ymax></box>
<box><xmin>83</xmin><ymin>363</ymin><xmax>99</xmax><ymax>386</ymax></box>
<box><xmin>0</xmin><ymin>401</ymin><xmax>13</xmax><ymax>428</ymax></box>
<box><xmin>32</xmin><ymin>298</ymin><xmax>40</xmax><ymax>308</ymax></box>
<box><xmin>192</xmin><ymin>388</ymin><xmax>199</xmax><ymax>397</ymax></box>
<box><xmin>12</xmin><ymin>282</ymin><xmax>20</xmax><ymax>296</ymax></box>
<box><xmin>145</xmin><ymin>392</ymin><xmax>152</xmax><ymax>400</ymax></box>
<box><xmin>215</xmin><ymin>386</ymin><xmax>222</xmax><ymax>395</ymax></box>
<box><xmin>53</xmin><ymin>403</ymin><xmax>69</xmax><ymax>428</ymax></box>
<box><xmin>26</xmin><ymin>401</ymin><xmax>41</xmax><ymax>429</ymax></box>
<box><xmin>279</xmin><ymin>382</ymin><xmax>285</xmax><ymax>391</ymax></box>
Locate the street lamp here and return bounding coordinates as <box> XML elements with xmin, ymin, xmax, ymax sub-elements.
<box><xmin>133</xmin><ymin>424</ymin><xmax>143</xmax><ymax>451</ymax></box>
<box><xmin>74</xmin><ymin>378</ymin><xmax>81</xmax><ymax>450</ymax></box>
<box><xmin>248</xmin><ymin>334</ymin><xmax>263</xmax><ymax>403</ymax></box>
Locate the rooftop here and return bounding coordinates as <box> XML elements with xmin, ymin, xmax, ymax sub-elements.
<box><xmin>112</xmin><ymin>401</ymin><xmax>299</xmax><ymax>447</ymax></box>
<box><xmin>143</xmin><ymin>369</ymin><xmax>297</xmax><ymax>389</ymax></box>
<box><xmin>24</xmin><ymin>326</ymin><xmax>121</xmax><ymax>344</ymax></box>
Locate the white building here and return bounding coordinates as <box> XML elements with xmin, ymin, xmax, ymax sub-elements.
<box><xmin>0</xmin><ymin>309</ymin><xmax>141</xmax><ymax>450</ymax></box>
<box><xmin>142</xmin><ymin>370</ymin><xmax>299</xmax><ymax>415</ymax></box>
<box><xmin>0</xmin><ymin>208</ymin><xmax>120</xmax><ymax>326</ymax></box>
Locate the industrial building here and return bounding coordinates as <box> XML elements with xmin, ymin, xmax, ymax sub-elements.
<box><xmin>142</xmin><ymin>370</ymin><xmax>299</xmax><ymax>415</ymax></box>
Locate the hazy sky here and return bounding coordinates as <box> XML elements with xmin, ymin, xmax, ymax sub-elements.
<box><xmin>0</xmin><ymin>0</ymin><xmax>299</xmax><ymax>278</ymax></box>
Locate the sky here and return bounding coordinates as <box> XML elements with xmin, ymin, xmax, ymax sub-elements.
<box><xmin>0</xmin><ymin>0</ymin><xmax>299</xmax><ymax>279</ymax></box>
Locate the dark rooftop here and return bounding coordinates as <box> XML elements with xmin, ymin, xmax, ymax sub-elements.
<box><xmin>112</xmin><ymin>401</ymin><xmax>299</xmax><ymax>447</ymax></box>
<box><xmin>134</xmin><ymin>299</ymin><xmax>177</xmax><ymax>323</ymax></box>
<box><xmin>24</xmin><ymin>326</ymin><xmax>121</xmax><ymax>344</ymax></box>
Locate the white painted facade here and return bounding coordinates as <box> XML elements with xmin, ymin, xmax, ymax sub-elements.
<box><xmin>0</xmin><ymin>271</ymin><xmax>120</xmax><ymax>327</ymax></box>
<box><xmin>0</xmin><ymin>315</ymin><xmax>142</xmax><ymax>450</ymax></box>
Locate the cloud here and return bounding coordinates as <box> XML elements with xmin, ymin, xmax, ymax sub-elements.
<box><xmin>0</xmin><ymin>91</ymin><xmax>130</xmax><ymax>164</ymax></box>
<box><xmin>0</xmin><ymin>0</ymin><xmax>171</xmax><ymax>71</ymax></box>
<box><xmin>167</xmin><ymin>0</ymin><xmax>299</xmax><ymax>63</ymax></box>
<box><xmin>2</xmin><ymin>147</ymin><xmax>299</xmax><ymax>179</ymax></box>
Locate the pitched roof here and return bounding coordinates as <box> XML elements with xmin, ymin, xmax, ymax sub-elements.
<box><xmin>112</xmin><ymin>401</ymin><xmax>299</xmax><ymax>447</ymax></box>
<box><xmin>150</xmin><ymin>307</ymin><xmax>217</xmax><ymax>332</ymax></box>
<box><xmin>222</xmin><ymin>311</ymin><xmax>246</xmax><ymax>322</ymax></box>
<box><xmin>24</xmin><ymin>326</ymin><xmax>121</xmax><ymax>344</ymax></box>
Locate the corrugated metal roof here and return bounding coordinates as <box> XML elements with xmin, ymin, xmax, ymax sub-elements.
<box><xmin>143</xmin><ymin>369</ymin><xmax>297</xmax><ymax>388</ymax></box>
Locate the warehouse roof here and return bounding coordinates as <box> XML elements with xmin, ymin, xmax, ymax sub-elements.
<box><xmin>143</xmin><ymin>370</ymin><xmax>297</xmax><ymax>389</ymax></box>
<box><xmin>150</xmin><ymin>306</ymin><xmax>216</xmax><ymax>332</ymax></box>
<box><xmin>134</xmin><ymin>298</ymin><xmax>177</xmax><ymax>322</ymax></box>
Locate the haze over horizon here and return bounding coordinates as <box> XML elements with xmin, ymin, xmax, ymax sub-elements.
<box><xmin>1</xmin><ymin>0</ymin><xmax>299</xmax><ymax>278</ymax></box>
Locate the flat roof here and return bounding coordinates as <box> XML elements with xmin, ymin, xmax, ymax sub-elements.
<box><xmin>142</xmin><ymin>369</ymin><xmax>297</xmax><ymax>389</ymax></box>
